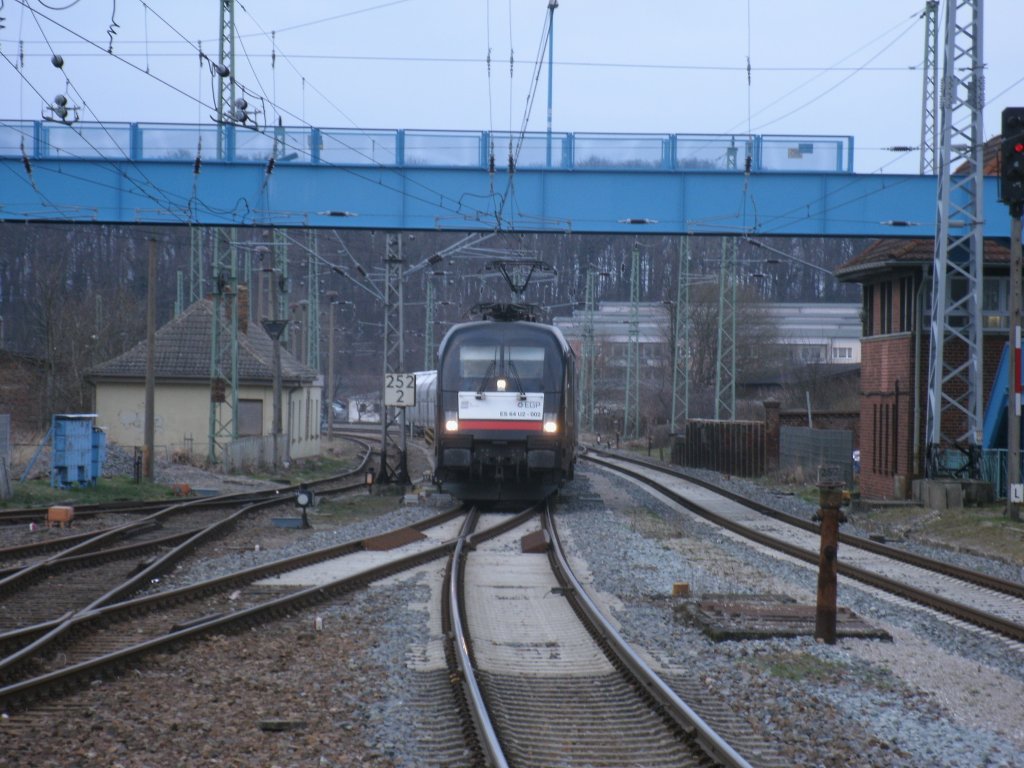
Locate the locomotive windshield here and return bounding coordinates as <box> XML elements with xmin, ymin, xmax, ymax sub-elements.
<box><xmin>444</xmin><ymin>328</ymin><xmax>561</xmax><ymax>392</ymax></box>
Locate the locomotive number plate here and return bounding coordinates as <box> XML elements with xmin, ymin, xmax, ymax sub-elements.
<box><xmin>458</xmin><ymin>391</ymin><xmax>544</xmax><ymax>420</ymax></box>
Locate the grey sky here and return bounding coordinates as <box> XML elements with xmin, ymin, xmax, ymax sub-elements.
<box><xmin>1</xmin><ymin>0</ymin><xmax>1019</xmax><ymax>174</ymax></box>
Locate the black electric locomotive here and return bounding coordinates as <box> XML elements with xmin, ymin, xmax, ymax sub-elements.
<box><xmin>434</xmin><ymin>304</ymin><xmax>577</xmax><ymax>502</ymax></box>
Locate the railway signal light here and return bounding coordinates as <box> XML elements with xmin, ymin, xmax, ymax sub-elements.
<box><xmin>1000</xmin><ymin>108</ymin><xmax>1024</xmax><ymax>211</ymax></box>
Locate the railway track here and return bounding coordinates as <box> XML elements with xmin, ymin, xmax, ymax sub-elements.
<box><xmin>0</xmin><ymin>503</ymin><xmax>467</xmax><ymax>712</ymax></box>
<box><xmin>0</xmin><ymin>440</ymin><xmax>381</xmax><ymax>689</ymax></box>
<box><xmin>445</xmin><ymin>503</ymin><xmax>753</xmax><ymax>767</ymax></box>
<box><xmin>3</xmin><ymin>440</ymin><xmax>1020</xmax><ymax>765</ymax></box>
<box><xmin>2</xmin><ymin>475</ymin><xmax>759</xmax><ymax>765</ymax></box>
<box><xmin>584</xmin><ymin>449</ymin><xmax>1024</xmax><ymax>647</ymax></box>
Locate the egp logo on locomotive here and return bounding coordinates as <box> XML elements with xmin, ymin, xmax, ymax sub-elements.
<box><xmin>458</xmin><ymin>392</ymin><xmax>544</xmax><ymax>420</ymax></box>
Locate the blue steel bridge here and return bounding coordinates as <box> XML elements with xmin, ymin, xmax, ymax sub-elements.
<box><xmin>0</xmin><ymin>120</ymin><xmax>1006</xmax><ymax>238</ymax></box>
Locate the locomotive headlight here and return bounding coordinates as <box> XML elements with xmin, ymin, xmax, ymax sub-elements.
<box><xmin>496</xmin><ymin>378</ymin><xmax>507</xmax><ymax>392</ymax></box>
<box><xmin>542</xmin><ymin>412</ymin><xmax>558</xmax><ymax>433</ymax></box>
<box><xmin>444</xmin><ymin>412</ymin><xmax>459</xmax><ymax>432</ymax></box>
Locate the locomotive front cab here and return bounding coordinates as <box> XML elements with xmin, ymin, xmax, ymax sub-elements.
<box><xmin>436</xmin><ymin>322</ymin><xmax>570</xmax><ymax>500</ymax></box>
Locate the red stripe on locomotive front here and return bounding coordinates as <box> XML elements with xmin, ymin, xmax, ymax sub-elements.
<box><xmin>459</xmin><ymin>420</ymin><xmax>544</xmax><ymax>431</ymax></box>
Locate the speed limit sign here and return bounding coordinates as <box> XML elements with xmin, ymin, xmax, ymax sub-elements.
<box><xmin>384</xmin><ymin>373</ymin><xmax>416</xmax><ymax>407</ymax></box>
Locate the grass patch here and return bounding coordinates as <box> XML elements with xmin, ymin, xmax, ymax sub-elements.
<box><xmin>2</xmin><ymin>476</ymin><xmax>178</xmax><ymax>509</ymax></box>
<box><xmin>750</xmin><ymin>652</ymin><xmax>847</xmax><ymax>684</ymax></box>
<box><xmin>243</xmin><ymin>450</ymin><xmax>367</xmax><ymax>486</ymax></box>
<box><xmin>312</xmin><ymin>492</ymin><xmax>401</xmax><ymax>525</ymax></box>
<box><xmin>624</xmin><ymin>506</ymin><xmax>680</xmax><ymax>539</ymax></box>
<box><xmin>909</xmin><ymin>507</ymin><xmax>1023</xmax><ymax>564</ymax></box>
<box><xmin>748</xmin><ymin>651</ymin><xmax>905</xmax><ymax>695</ymax></box>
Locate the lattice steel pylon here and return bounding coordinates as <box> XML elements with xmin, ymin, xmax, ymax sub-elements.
<box><xmin>623</xmin><ymin>242</ymin><xmax>641</xmax><ymax>439</ymax></box>
<box><xmin>424</xmin><ymin>277</ymin><xmax>436</xmax><ymax>371</ymax></box>
<box><xmin>189</xmin><ymin>225</ymin><xmax>205</xmax><ymax>303</ymax></box>
<box><xmin>274</xmin><ymin>229</ymin><xmax>290</xmax><ymax>345</ymax></box>
<box><xmin>670</xmin><ymin>236</ymin><xmax>691</xmax><ymax>433</ymax></box>
<box><xmin>581</xmin><ymin>265</ymin><xmax>599</xmax><ymax>433</ymax></box>
<box><xmin>919</xmin><ymin>1</ymin><xmax>940</xmax><ymax>174</ymax></box>
<box><xmin>207</xmin><ymin>227</ymin><xmax>239</xmax><ymax>464</ymax></box>
<box><xmin>305</xmin><ymin>230</ymin><xmax>321</xmax><ymax>371</ymax></box>
<box><xmin>925</xmin><ymin>0</ymin><xmax>985</xmax><ymax>478</ymax></box>
<box><xmin>216</xmin><ymin>0</ymin><xmax>235</xmax><ymax>160</ymax></box>
<box><xmin>715</xmin><ymin>237</ymin><xmax>737</xmax><ymax>421</ymax></box>
<box><xmin>378</xmin><ymin>234</ymin><xmax>410</xmax><ymax>484</ymax></box>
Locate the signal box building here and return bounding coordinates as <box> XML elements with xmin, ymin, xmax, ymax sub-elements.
<box><xmin>835</xmin><ymin>237</ymin><xmax>1010</xmax><ymax>500</ymax></box>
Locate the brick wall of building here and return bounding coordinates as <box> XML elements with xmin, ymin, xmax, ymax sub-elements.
<box><xmin>858</xmin><ymin>333</ymin><xmax>916</xmax><ymax>499</ymax></box>
<box><xmin>858</xmin><ymin>331</ymin><xmax>1008</xmax><ymax>499</ymax></box>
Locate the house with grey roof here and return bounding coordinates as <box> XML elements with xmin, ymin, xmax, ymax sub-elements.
<box><xmin>86</xmin><ymin>297</ymin><xmax>322</xmax><ymax>465</ymax></box>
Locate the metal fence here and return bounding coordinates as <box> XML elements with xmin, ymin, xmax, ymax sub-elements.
<box><xmin>779</xmin><ymin>426</ymin><xmax>854</xmax><ymax>487</ymax></box>
<box><xmin>675</xmin><ymin>419</ymin><xmax>766</xmax><ymax>477</ymax></box>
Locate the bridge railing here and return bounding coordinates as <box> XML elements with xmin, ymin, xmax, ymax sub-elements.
<box><xmin>0</xmin><ymin>120</ymin><xmax>854</xmax><ymax>173</ymax></box>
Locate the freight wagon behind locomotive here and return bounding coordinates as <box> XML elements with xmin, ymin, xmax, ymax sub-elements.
<box><xmin>434</xmin><ymin>306</ymin><xmax>577</xmax><ymax>501</ymax></box>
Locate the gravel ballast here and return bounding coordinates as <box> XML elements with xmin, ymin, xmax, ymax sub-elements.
<box><xmin>3</xmin><ymin>458</ymin><xmax>1024</xmax><ymax>767</ymax></box>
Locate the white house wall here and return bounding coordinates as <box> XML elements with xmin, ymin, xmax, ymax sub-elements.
<box><xmin>94</xmin><ymin>381</ymin><xmax>321</xmax><ymax>462</ymax></box>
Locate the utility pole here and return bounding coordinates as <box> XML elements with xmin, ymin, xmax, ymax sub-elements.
<box><xmin>545</xmin><ymin>0</ymin><xmax>557</xmax><ymax>168</ymax></box>
<box><xmin>144</xmin><ymin>236</ymin><xmax>157</xmax><ymax>481</ymax></box>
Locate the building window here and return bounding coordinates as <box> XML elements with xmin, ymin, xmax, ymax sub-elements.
<box><xmin>983</xmin><ymin>277</ymin><xmax>1008</xmax><ymax>329</ymax></box>
<box><xmin>899</xmin><ymin>276</ymin><xmax>915</xmax><ymax>332</ymax></box>
<box><xmin>797</xmin><ymin>345</ymin><xmax>827</xmax><ymax>363</ymax></box>
<box><xmin>879</xmin><ymin>282</ymin><xmax>893</xmax><ymax>334</ymax></box>
<box><xmin>833</xmin><ymin>347</ymin><xmax>852</xmax><ymax>360</ymax></box>
<box><xmin>863</xmin><ymin>285</ymin><xmax>874</xmax><ymax>336</ymax></box>
<box><xmin>238</xmin><ymin>399</ymin><xmax>264</xmax><ymax>437</ymax></box>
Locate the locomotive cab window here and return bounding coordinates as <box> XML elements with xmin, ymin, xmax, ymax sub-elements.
<box><xmin>507</xmin><ymin>346</ymin><xmax>545</xmax><ymax>389</ymax></box>
<box><xmin>459</xmin><ymin>345</ymin><xmax>499</xmax><ymax>384</ymax></box>
<box><xmin>444</xmin><ymin>330</ymin><xmax>560</xmax><ymax>392</ymax></box>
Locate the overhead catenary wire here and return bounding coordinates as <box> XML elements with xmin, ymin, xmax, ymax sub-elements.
<box><xmin>3</xmin><ymin>0</ymin><xmax>507</xmax><ymax>228</ymax></box>
<box><xmin>1</xmin><ymin>1</ymin><xmax>1013</xmax><ymax>233</ymax></box>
